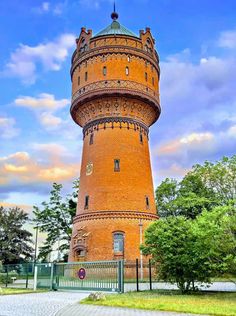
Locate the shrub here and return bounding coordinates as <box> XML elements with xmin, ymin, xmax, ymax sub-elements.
<box><xmin>0</xmin><ymin>271</ymin><xmax>18</xmax><ymax>284</ymax></box>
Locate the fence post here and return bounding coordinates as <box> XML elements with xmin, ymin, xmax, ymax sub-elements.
<box><xmin>5</xmin><ymin>265</ymin><xmax>8</xmax><ymax>288</ymax></box>
<box><xmin>118</xmin><ymin>260</ymin><xmax>124</xmax><ymax>293</ymax></box>
<box><xmin>149</xmin><ymin>259</ymin><xmax>152</xmax><ymax>291</ymax></box>
<box><xmin>121</xmin><ymin>260</ymin><xmax>124</xmax><ymax>293</ymax></box>
<box><xmin>33</xmin><ymin>264</ymin><xmax>38</xmax><ymax>291</ymax></box>
<box><xmin>50</xmin><ymin>263</ymin><xmax>54</xmax><ymax>291</ymax></box>
<box><xmin>26</xmin><ymin>263</ymin><xmax>29</xmax><ymax>289</ymax></box>
<box><xmin>136</xmin><ymin>258</ymin><xmax>139</xmax><ymax>292</ymax></box>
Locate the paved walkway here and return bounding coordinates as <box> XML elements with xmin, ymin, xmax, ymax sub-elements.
<box><xmin>55</xmin><ymin>304</ymin><xmax>207</xmax><ymax>316</ymax></box>
<box><xmin>125</xmin><ymin>281</ymin><xmax>236</xmax><ymax>292</ymax></box>
<box><xmin>0</xmin><ymin>291</ymin><xmax>88</xmax><ymax>316</ymax></box>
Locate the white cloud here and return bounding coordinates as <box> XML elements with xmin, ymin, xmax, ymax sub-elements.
<box><xmin>42</xmin><ymin>2</ymin><xmax>50</xmax><ymax>12</ymax></box>
<box><xmin>13</xmin><ymin>93</ymin><xmax>81</xmax><ymax>139</ymax></box>
<box><xmin>79</xmin><ymin>0</ymin><xmax>113</xmax><ymax>9</ymax></box>
<box><xmin>39</xmin><ymin>112</ymin><xmax>62</xmax><ymax>129</ymax></box>
<box><xmin>0</xmin><ymin>150</ymin><xmax>80</xmax><ymax>196</ymax></box>
<box><xmin>14</xmin><ymin>93</ymin><xmax>69</xmax><ymax>130</ymax></box>
<box><xmin>0</xmin><ymin>116</ymin><xmax>20</xmax><ymax>139</ymax></box>
<box><xmin>15</xmin><ymin>93</ymin><xmax>69</xmax><ymax>110</ymax></box>
<box><xmin>31</xmin><ymin>143</ymin><xmax>69</xmax><ymax>157</ymax></box>
<box><xmin>3</xmin><ymin>34</ymin><xmax>75</xmax><ymax>84</ymax></box>
<box><xmin>218</xmin><ymin>29</ymin><xmax>236</xmax><ymax>49</ymax></box>
<box><xmin>32</xmin><ymin>1</ymin><xmax>66</xmax><ymax>16</ymax></box>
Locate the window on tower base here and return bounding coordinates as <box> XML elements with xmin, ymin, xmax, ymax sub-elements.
<box><xmin>114</xmin><ymin>159</ymin><xmax>120</xmax><ymax>172</ymax></box>
<box><xmin>113</xmin><ymin>232</ymin><xmax>124</xmax><ymax>254</ymax></box>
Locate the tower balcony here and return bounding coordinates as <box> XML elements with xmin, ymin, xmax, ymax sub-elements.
<box><xmin>71</xmin><ymin>79</ymin><xmax>161</xmax><ymax>127</ymax></box>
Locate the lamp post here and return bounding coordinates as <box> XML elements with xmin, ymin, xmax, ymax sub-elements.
<box><xmin>32</xmin><ymin>223</ymin><xmax>47</xmax><ymax>291</ymax></box>
<box><xmin>139</xmin><ymin>219</ymin><xmax>143</xmax><ymax>281</ymax></box>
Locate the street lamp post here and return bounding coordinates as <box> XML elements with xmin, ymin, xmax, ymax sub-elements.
<box><xmin>139</xmin><ymin>219</ymin><xmax>143</xmax><ymax>281</ymax></box>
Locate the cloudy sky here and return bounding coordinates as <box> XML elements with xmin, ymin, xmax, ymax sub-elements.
<box><xmin>0</xmin><ymin>0</ymin><xmax>236</xmax><ymax>214</ymax></box>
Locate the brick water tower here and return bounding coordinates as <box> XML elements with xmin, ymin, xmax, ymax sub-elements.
<box><xmin>69</xmin><ymin>9</ymin><xmax>161</xmax><ymax>262</ymax></box>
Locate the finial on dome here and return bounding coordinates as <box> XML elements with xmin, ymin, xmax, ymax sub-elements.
<box><xmin>111</xmin><ymin>1</ymin><xmax>118</xmax><ymax>20</ymax></box>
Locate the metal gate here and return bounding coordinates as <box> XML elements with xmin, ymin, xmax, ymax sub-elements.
<box><xmin>37</xmin><ymin>260</ymin><xmax>124</xmax><ymax>293</ymax></box>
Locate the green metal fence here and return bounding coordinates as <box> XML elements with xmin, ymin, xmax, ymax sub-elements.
<box><xmin>36</xmin><ymin>260</ymin><xmax>124</xmax><ymax>293</ymax></box>
<box><xmin>0</xmin><ymin>263</ymin><xmax>34</xmax><ymax>289</ymax></box>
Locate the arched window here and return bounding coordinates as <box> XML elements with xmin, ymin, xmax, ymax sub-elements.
<box><xmin>103</xmin><ymin>66</ymin><xmax>107</xmax><ymax>76</ymax></box>
<box><xmin>127</xmin><ymin>55</ymin><xmax>131</xmax><ymax>62</ymax></box>
<box><xmin>114</xmin><ymin>159</ymin><xmax>120</xmax><ymax>172</ymax></box>
<box><xmin>113</xmin><ymin>232</ymin><xmax>124</xmax><ymax>253</ymax></box>
<box><xmin>125</xmin><ymin>66</ymin><xmax>129</xmax><ymax>76</ymax></box>
<box><xmin>85</xmin><ymin>72</ymin><xmax>88</xmax><ymax>81</ymax></box>
<box><xmin>84</xmin><ymin>195</ymin><xmax>89</xmax><ymax>209</ymax></box>
<box><xmin>140</xmin><ymin>133</ymin><xmax>143</xmax><ymax>144</ymax></box>
<box><xmin>89</xmin><ymin>133</ymin><xmax>94</xmax><ymax>145</ymax></box>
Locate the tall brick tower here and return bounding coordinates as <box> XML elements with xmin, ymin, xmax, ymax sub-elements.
<box><xmin>69</xmin><ymin>9</ymin><xmax>161</xmax><ymax>262</ymax></box>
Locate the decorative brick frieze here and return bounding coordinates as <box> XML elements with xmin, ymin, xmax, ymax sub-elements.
<box><xmin>83</xmin><ymin>117</ymin><xmax>149</xmax><ymax>139</ymax></box>
<box><xmin>73</xmin><ymin>210</ymin><xmax>158</xmax><ymax>223</ymax></box>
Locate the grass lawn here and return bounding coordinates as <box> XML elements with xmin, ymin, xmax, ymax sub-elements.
<box><xmin>81</xmin><ymin>291</ymin><xmax>236</xmax><ymax>316</ymax></box>
<box><xmin>0</xmin><ymin>288</ymin><xmax>47</xmax><ymax>295</ymax></box>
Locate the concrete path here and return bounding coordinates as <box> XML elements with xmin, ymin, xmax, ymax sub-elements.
<box><xmin>0</xmin><ymin>291</ymin><xmax>88</xmax><ymax>316</ymax></box>
<box><xmin>55</xmin><ymin>304</ymin><xmax>207</xmax><ymax>316</ymax></box>
<box><xmin>125</xmin><ymin>281</ymin><xmax>236</xmax><ymax>292</ymax></box>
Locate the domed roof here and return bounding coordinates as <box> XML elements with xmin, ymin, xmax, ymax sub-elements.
<box><xmin>93</xmin><ymin>11</ymin><xmax>138</xmax><ymax>39</ymax></box>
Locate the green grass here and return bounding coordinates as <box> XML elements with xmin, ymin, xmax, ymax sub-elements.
<box><xmin>81</xmin><ymin>291</ymin><xmax>236</xmax><ymax>316</ymax></box>
<box><xmin>0</xmin><ymin>288</ymin><xmax>47</xmax><ymax>295</ymax></box>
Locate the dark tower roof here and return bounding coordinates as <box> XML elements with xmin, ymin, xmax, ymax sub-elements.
<box><xmin>93</xmin><ymin>6</ymin><xmax>138</xmax><ymax>39</ymax></box>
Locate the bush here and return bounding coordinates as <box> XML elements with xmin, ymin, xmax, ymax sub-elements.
<box><xmin>0</xmin><ymin>271</ymin><xmax>18</xmax><ymax>284</ymax></box>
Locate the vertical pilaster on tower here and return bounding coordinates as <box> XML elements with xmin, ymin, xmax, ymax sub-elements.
<box><xmin>69</xmin><ymin>12</ymin><xmax>161</xmax><ymax>262</ymax></box>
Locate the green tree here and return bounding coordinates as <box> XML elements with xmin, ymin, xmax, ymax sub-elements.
<box><xmin>0</xmin><ymin>206</ymin><xmax>33</xmax><ymax>264</ymax></box>
<box><xmin>155</xmin><ymin>178</ymin><xmax>179</xmax><ymax>217</ymax></box>
<box><xmin>142</xmin><ymin>205</ymin><xmax>236</xmax><ymax>293</ymax></box>
<box><xmin>156</xmin><ymin>155</ymin><xmax>236</xmax><ymax>218</ymax></box>
<box><xmin>33</xmin><ymin>179</ymin><xmax>79</xmax><ymax>261</ymax></box>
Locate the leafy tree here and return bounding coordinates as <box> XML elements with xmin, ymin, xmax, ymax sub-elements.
<box><xmin>155</xmin><ymin>178</ymin><xmax>179</xmax><ymax>217</ymax></box>
<box><xmin>192</xmin><ymin>156</ymin><xmax>236</xmax><ymax>204</ymax></box>
<box><xmin>0</xmin><ymin>207</ymin><xmax>33</xmax><ymax>264</ymax></box>
<box><xmin>156</xmin><ymin>155</ymin><xmax>236</xmax><ymax>218</ymax></box>
<box><xmin>33</xmin><ymin>180</ymin><xmax>79</xmax><ymax>261</ymax></box>
<box><xmin>142</xmin><ymin>205</ymin><xmax>236</xmax><ymax>293</ymax></box>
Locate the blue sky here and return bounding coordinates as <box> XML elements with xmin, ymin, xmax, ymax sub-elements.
<box><xmin>0</xmin><ymin>0</ymin><xmax>236</xmax><ymax>214</ymax></box>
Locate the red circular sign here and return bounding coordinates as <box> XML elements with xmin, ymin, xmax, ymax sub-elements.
<box><xmin>77</xmin><ymin>268</ymin><xmax>86</xmax><ymax>280</ymax></box>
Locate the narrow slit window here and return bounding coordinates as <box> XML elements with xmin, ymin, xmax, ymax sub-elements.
<box><xmin>140</xmin><ymin>133</ymin><xmax>143</xmax><ymax>144</ymax></box>
<box><xmin>89</xmin><ymin>133</ymin><xmax>94</xmax><ymax>145</ymax></box>
<box><xmin>145</xmin><ymin>72</ymin><xmax>148</xmax><ymax>81</ymax></box>
<box><xmin>103</xmin><ymin>66</ymin><xmax>107</xmax><ymax>76</ymax></box>
<box><xmin>145</xmin><ymin>196</ymin><xmax>150</xmax><ymax>209</ymax></box>
<box><xmin>85</xmin><ymin>72</ymin><xmax>88</xmax><ymax>81</ymax></box>
<box><xmin>78</xmin><ymin>76</ymin><xmax>80</xmax><ymax>86</ymax></box>
<box><xmin>125</xmin><ymin>66</ymin><xmax>129</xmax><ymax>76</ymax></box>
<box><xmin>114</xmin><ymin>159</ymin><xmax>120</xmax><ymax>172</ymax></box>
<box><xmin>127</xmin><ymin>56</ymin><xmax>131</xmax><ymax>62</ymax></box>
<box><xmin>152</xmin><ymin>77</ymin><xmax>154</xmax><ymax>85</ymax></box>
<box><xmin>84</xmin><ymin>195</ymin><xmax>89</xmax><ymax>209</ymax></box>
